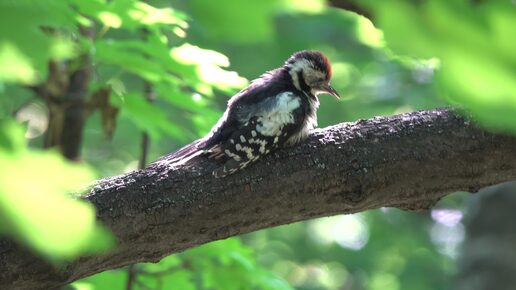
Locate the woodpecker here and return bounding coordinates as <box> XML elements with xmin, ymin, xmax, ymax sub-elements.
<box><xmin>163</xmin><ymin>50</ymin><xmax>340</xmax><ymax>177</ymax></box>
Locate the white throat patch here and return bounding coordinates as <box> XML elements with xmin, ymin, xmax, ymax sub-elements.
<box><xmin>288</xmin><ymin>59</ymin><xmax>313</xmax><ymax>91</ymax></box>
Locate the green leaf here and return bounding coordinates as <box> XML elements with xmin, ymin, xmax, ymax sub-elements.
<box><xmin>0</xmin><ymin>42</ymin><xmax>38</xmax><ymax>84</ymax></box>
<box><xmin>179</xmin><ymin>238</ymin><xmax>294</xmax><ymax>290</ymax></box>
<box><xmin>112</xmin><ymin>0</ymin><xmax>188</xmax><ymax>28</ymax></box>
<box><xmin>71</xmin><ymin>0</ymin><xmax>188</xmax><ymax>32</ymax></box>
<box><xmin>98</xmin><ymin>11</ymin><xmax>122</xmax><ymax>28</ymax></box>
<box><xmin>188</xmin><ymin>0</ymin><xmax>280</xmax><ymax>43</ymax></box>
<box><xmin>359</xmin><ymin>0</ymin><xmax>516</xmax><ymax>132</ymax></box>
<box><xmin>118</xmin><ymin>92</ymin><xmax>184</xmax><ymax>140</ymax></box>
<box><xmin>71</xmin><ymin>269</ymin><xmax>127</xmax><ymax>290</ymax></box>
<box><xmin>161</xmin><ymin>269</ymin><xmax>195</xmax><ymax>290</ymax></box>
<box><xmin>94</xmin><ymin>40</ymin><xmax>169</xmax><ymax>83</ymax></box>
<box><xmin>0</xmin><ymin>120</ymin><xmax>27</xmax><ymax>152</ymax></box>
<box><xmin>171</xmin><ymin>43</ymin><xmax>248</xmax><ymax>94</ymax></box>
<box><xmin>0</xmin><ymin>0</ymin><xmax>77</xmax><ymax>84</ymax></box>
<box><xmin>93</xmin><ymin>39</ymin><xmax>246</xmax><ymax>96</ymax></box>
<box><xmin>0</xmin><ymin>121</ymin><xmax>114</xmax><ymax>260</ymax></box>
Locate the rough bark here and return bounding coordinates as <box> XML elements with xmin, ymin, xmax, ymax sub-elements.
<box><xmin>1</xmin><ymin>108</ymin><xmax>516</xmax><ymax>290</ymax></box>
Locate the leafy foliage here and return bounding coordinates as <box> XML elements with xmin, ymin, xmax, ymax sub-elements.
<box><xmin>0</xmin><ymin>120</ymin><xmax>113</xmax><ymax>259</ymax></box>
<box><xmin>357</xmin><ymin>0</ymin><xmax>516</xmax><ymax>132</ymax></box>
<box><xmin>1</xmin><ymin>0</ymin><xmax>514</xmax><ymax>289</ymax></box>
<box><xmin>76</xmin><ymin>0</ymin><xmax>245</xmax><ymax>140</ymax></box>
<box><xmin>0</xmin><ymin>0</ymin><xmax>244</xmax><ymax>261</ymax></box>
<box><xmin>72</xmin><ymin>238</ymin><xmax>292</xmax><ymax>290</ymax></box>
<box><xmin>0</xmin><ymin>0</ymin><xmax>76</xmax><ymax>84</ymax></box>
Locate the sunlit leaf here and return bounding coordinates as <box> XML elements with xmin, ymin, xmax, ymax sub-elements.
<box><xmin>128</xmin><ymin>1</ymin><xmax>188</xmax><ymax>27</ymax></box>
<box><xmin>171</xmin><ymin>43</ymin><xmax>248</xmax><ymax>94</ymax></box>
<box><xmin>0</xmin><ymin>42</ymin><xmax>38</xmax><ymax>84</ymax></box>
<box><xmin>68</xmin><ymin>282</ymin><xmax>94</xmax><ymax>290</ymax></box>
<box><xmin>98</xmin><ymin>11</ymin><xmax>122</xmax><ymax>28</ymax></box>
<box><xmin>0</xmin><ymin>0</ymin><xmax>77</xmax><ymax>84</ymax></box>
<box><xmin>71</xmin><ymin>269</ymin><xmax>127</xmax><ymax>290</ymax></box>
<box><xmin>75</xmin><ymin>0</ymin><xmax>188</xmax><ymax>32</ymax></box>
<box><xmin>0</xmin><ymin>121</ymin><xmax>114</xmax><ymax>259</ymax></box>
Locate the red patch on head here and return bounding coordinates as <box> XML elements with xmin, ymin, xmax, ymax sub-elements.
<box><xmin>286</xmin><ymin>50</ymin><xmax>333</xmax><ymax>79</ymax></box>
<box><xmin>320</xmin><ymin>54</ymin><xmax>332</xmax><ymax>79</ymax></box>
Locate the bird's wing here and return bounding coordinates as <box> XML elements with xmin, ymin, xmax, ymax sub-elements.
<box><xmin>211</xmin><ymin>91</ymin><xmax>306</xmax><ymax>177</ymax></box>
<box><xmin>199</xmin><ymin>82</ymin><xmax>267</xmax><ymax>147</ymax></box>
<box><xmin>203</xmin><ymin>83</ymin><xmax>303</xmax><ymax>138</ymax></box>
<box><xmin>154</xmin><ymin>83</ymin><xmax>305</xmax><ymax>173</ymax></box>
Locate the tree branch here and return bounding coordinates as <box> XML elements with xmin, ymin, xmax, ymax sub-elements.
<box><xmin>2</xmin><ymin>108</ymin><xmax>516</xmax><ymax>289</ymax></box>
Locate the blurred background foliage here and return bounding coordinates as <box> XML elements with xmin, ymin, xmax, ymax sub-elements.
<box><xmin>0</xmin><ymin>0</ymin><xmax>514</xmax><ymax>289</ymax></box>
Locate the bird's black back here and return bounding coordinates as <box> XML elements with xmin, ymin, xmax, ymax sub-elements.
<box><xmin>158</xmin><ymin>50</ymin><xmax>333</xmax><ymax>177</ymax></box>
<box><xmin>201</xmin><ymin>67</ymin><xmax>314</xmax><ymax>150</ymax></box>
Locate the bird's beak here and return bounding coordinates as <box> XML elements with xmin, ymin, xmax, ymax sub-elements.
<box><xmin>322</xmin><ymin>84</ymin><xmax>340</xmax><ymax>99</ymax></box>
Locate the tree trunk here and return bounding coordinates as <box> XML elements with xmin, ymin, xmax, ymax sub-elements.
<box><xmin>456</xmin><ymin>182</ymin><xmax>516</xmax><ymax>290</ymax></box>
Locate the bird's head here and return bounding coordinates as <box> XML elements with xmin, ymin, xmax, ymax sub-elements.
<box><xmin>285</xmin><ymin>50</ymin><xmax>340</xmax><ymax>99</ymax></box>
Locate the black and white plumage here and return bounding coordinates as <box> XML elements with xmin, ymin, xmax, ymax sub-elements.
<box><xmin>163</xmin><ymin>50</ymin><xmax>340</xmax><ymax>177</ymax></box>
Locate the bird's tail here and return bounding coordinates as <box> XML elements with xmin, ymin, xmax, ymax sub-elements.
<box><xmin>153</xmin><ymin>139</ymin><xmax>205</xmax><ymax>167</ymax></box>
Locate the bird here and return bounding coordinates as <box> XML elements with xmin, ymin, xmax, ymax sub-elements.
<box><xmin>162</xmin><ymin>50</ymin><xmax>340</xmax><ymax>177</ymax></box>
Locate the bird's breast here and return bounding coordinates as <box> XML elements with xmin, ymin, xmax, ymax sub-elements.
<box><xmin>285</xmin><ymin>94</ymin><xmax>319</xmax><ymax>146</ymax></box>
<box><xmin>254</xmin><ymin>92</ymin><xmax>302</xmax><ymax>137</ymax></box>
